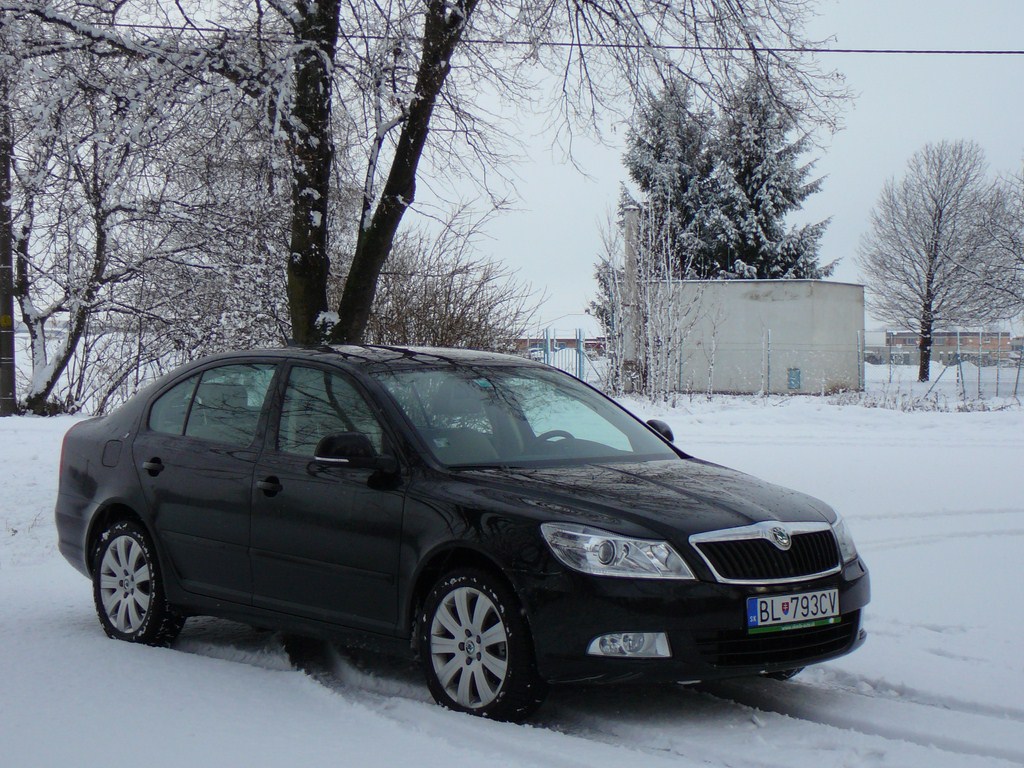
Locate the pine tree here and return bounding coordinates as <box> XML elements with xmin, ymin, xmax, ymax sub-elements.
<box><xmin>708</xmin><ymin>78</ymin><xmax>831</xmax><ymax>279</ymax></box>
<box><xmin>622</xmin><ymin>77</ymin><xmax>830</xmax><ymax>282</ymax></box>
<box><xmin>623</xmin><ymin>81</ymin><xmax>718</xmax><ymax>278</ymax></box>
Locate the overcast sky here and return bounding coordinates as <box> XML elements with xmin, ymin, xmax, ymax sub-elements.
<box><xmin>458</xmin><ymin>0</ymin><xmax>1024</xmax><ymax>336</ymax></box>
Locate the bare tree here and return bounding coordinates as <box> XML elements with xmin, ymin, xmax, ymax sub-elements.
<box><xmin>363</xmin><ymin>208</ymin><xmax>538</xmax><ymax>350</ymax></box>
<box><xmin>4</xmin><ymin>0</ymin><xmax>846</xmax><ymax>346</ymax></box>
<box><xmin>7</xmin><ymin>35</ymin><xmax>282</xmax><ymax>413</ymax></box>
<box><xmin>0</xmin><ymin>0</ymin><xmax>849</xmax><ymax>416</ymax></box>
<box><xmin>12</xmin><ymin>49</ymin><xmax>190</xmax><ymax>411</ymax></box>
<box><xmin>0</xmin><ymin>13</ymin><xmax>72</xmax><ymax>415</ymax></box>
<box><xmin>980</xmin><ymin>167</ymin><xmax>1024</xmax><ymax>315</ymax></box>
<box><xmin>325</xmin><ymin>0</ymin><xmax>847</xmax><ymax>344</ymax></box>
<box><xmin>858</xmin><ymin>140</ymin><xmax>1016</xmax><ymax>382</ymax></box>
<box><xmin>593</xmin><ymin>200</ymin><xmax>707</xmax><ymax>399</ymax></box>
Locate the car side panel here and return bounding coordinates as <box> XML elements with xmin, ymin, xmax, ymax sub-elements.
<box><xmin>131</xmin><ymin>431</ymin><xmax>257</xmax><ymax>604</ymax></box>
<box><xmin>250</xmin><ymin>450</ymin><xmax>405</xmax><ymax>632</ymax></box>
<box><xmin>55</xmin><ymin>413</ymin><xmax>149</xmax><ymax>577</ymax></box>
<box><xmin>394</xmin><ymin>473</ymin><xmax>557</xmax><ymax>635</ymax></box>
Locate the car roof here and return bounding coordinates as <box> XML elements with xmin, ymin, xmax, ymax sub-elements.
<box><xmin>110</xmin><ymin>345</ymin><xmax>548</xmax><ymax>425</ymax></box>
<box><xmin>196</xmin><ymin>345</ymin><xmax>543</xmax><ymax>371</ymax></box>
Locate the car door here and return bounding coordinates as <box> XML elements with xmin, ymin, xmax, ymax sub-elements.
<box><xmin>132</xmin><ymin>361</ymin><xmax>277</xmax><ymax>604</ymax></box>
<box><xmin>250</xmin><ymin>364</ymin><xmax>405</xmax><ymax>633</ymax></box>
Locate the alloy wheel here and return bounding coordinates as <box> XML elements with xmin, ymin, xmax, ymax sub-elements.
<box><xmin>429</xmin><ymin>586</ymin><xmax>509</xmax><ymax>709</ymax></box>
<box><xmin>98</xmin><ymin>534</ymin><xmax>153</xmax><ymax>635</ymax></box>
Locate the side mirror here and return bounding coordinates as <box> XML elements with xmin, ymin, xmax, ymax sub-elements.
<box><xmin>646</xmin><ymin>419</ymin><xmax>674</xmax><ymax>443</ymax></box>
<box><xmin>313</xmin><ymin>433</ymin><xmax>398</xmax><ymax>474</ymax></box>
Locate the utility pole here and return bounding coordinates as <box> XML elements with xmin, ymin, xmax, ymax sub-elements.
<box><xmin>0</xmin><ymin>74</ymin><xmax>16</xmax><ymax>416</ymax></box>
<box><xmin>621</xmin><ymin>204</ymin><xmax>640</xmax><ymax>393</ymax></box>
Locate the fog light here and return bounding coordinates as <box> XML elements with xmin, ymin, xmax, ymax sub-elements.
<box><xmin>586</xmin><ymin>632</ymin><xmax>671</xmax><ymax>658</ymax></box>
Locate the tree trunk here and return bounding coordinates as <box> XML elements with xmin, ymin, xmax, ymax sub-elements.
<box><xmin>21</xmin><ymin>227</ymin><xmax>97</xmax><ymax>414</ymax></box>
<box><xmin>329</xmin><ymin>0</ymin><xmax>479</xmax><ymax>344</ymax></box>
<box><xmin>917</xmin><ymin>301</ymin><xmax>933</xmax><ymax>382</ymax></box>
<box><xmin>21</xmin><ymin>181</ymin><xmax>106</xmax><ymax>414</ymax></box>
<box><xmin>0</xmin><ymin>76</ymin><xmax>16</xmax><ymax>415</ymax></box>
<box><xmin>917</xmin><ymin>228</ymin><xmax>940</xmax><ymax>383</ymax></box>
<box><xmin>285</xmin><ymin>0</ymin><xmax>341</xmax><ymax>345</ymax></box>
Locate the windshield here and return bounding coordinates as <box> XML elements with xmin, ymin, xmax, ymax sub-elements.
<box><xmin>371</xmin><ymin>364</ymin><xmax>678</xmax><ymax>468</ymax></box>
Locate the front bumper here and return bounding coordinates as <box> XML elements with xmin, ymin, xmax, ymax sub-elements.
<box><xmin>516</xmin><ymin>557</ymin><xmax>870</xmax><ymax>684</ymax></box>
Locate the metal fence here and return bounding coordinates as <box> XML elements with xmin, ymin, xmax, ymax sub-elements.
<box><xmin>518</xmin><ymin>328</ymin><xmax>607</xmax><ymax>384</ymax></box>
<box><xmin>866</xmin><ymin>330</ymin><xmax>1024</xmax><ymax>400</ymax></box>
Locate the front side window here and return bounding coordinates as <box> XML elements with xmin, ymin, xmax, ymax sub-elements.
<box><xmin>182</xmin><ymin>364</ymin><xmax>276</xmax><ymax>447</ymax></box>
<box><xmin>277</xmin><ymin>366</ymin><xmax>386</xmax><ymax>457</ymax></box>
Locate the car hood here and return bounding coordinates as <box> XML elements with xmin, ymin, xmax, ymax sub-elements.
<box><xmin>450</xmin><ymin>458</ymin><xmax>836</xmax><ymax>540</ymax></box>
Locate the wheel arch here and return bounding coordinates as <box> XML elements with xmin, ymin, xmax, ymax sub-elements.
<box><xmin>407</xmin><ymin>544</ymin><xmax>526</xmax><ymax>653</ymax></box>
<box><xmin>84</xmin><ymin>503</ymin><xmax>148</xmax><ymax>577</ymax></box>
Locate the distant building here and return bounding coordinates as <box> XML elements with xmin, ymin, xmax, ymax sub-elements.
<box><xmin>867</xmin><ymin>330</ymin><xmax>1021</xmax><ymax>366</ymax></box>
<box><xmin>622</xmin><ymin>279</ymin><xmax>865</xmax><ymax>395</ymax></box>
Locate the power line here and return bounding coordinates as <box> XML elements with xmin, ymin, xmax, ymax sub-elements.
<box><xmin>480</xmin><ymin>42</ymin><xmax>1024</xmax><ymax>55</ymax></box>
<box><xmin>760</xmin><ymin>47</ymin><xmax>1024</xmax><ymax>56</ymax></box>
<box><xmin>80</xmin><ymin>21</ymin><xmax>1024</xmax><ymax>56</ymax></box>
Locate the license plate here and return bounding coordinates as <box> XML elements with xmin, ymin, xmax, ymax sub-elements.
<box><xmin>746</xmin><ymin>589</ymin><xmax>840</xmax><ymax>634</ymax></box>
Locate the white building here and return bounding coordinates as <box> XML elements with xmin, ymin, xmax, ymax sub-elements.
<box><xmin>624</xmin><ymin>279</ymin><xmax>865</xmax><ymax>395</ymax></box>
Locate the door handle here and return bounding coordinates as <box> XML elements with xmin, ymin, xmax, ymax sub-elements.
<box><xmin>257</xmin><ymin>476</ymin><xmax>283</xmax><ymax>496</ymax></box>
<box><xmin>142</xmin><ymin>458</ymin><xmax>164</xmax><ymax>477</ymax></box>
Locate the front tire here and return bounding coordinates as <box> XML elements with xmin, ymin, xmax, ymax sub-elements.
<box><xmin>91</xmin><ymin>520</ymin><xmax>184</xmax><ymax>646</ymax></box>
<box><xmin>419</xmin><ymin>569</ymin><xmax>546</xmax><ymax>721</ymax></box>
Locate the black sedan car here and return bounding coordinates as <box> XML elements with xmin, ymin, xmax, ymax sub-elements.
<box><xmin>55</xmin><ymin>346</ymin><xmax>869</xmax><ymax>721</ymax></box>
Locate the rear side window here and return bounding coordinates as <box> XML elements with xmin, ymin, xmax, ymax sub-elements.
<box><xmin>183</xmin><ymin>364</ymin><xmax>276</xmax><ymax>446</ymax></box>
<box><xmin>149</xmin><ymin>376</ymin><xmax>200</xmax><ymax>435</ymax></box>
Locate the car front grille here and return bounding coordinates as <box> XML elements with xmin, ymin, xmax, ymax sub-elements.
<box><xmin>695</xmin><ymin>610</ymin><xmax>860</xmax><ymax>668</ymax></box>
<box><xmin>693</xmin><ymin>529</ymin><xmax>840</xmax><ymax>583</ymax></box>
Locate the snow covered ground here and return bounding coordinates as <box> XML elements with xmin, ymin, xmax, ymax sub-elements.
<box><xmin>2</xmin><ymin>388</ymin><xmax>1023</xmax><ymax>767</ymax></box>
<box><xmin>859</xmin><ymin>359</ymin><xmax>1024</xmax><ymax>406</ymax></box>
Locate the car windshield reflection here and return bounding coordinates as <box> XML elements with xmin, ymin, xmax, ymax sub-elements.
<box><xmin>371</xmin><ymin>365</ymin><xmax>678</xmax><ymax>468</ymax></box>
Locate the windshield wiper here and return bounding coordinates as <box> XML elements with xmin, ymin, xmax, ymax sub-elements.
<box><xmin>448</xmin><ymin>462</ymin><xmax>527</xmax><ymax>472</ymax></box>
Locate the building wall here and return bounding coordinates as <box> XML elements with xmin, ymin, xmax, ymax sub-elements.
<box><xmin>656</xmin><ymin>280</ymin><xmax>865</xmax><ymax>394</ymax></box>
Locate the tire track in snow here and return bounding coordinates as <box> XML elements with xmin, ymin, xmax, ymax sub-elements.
<box><xmin>173</xmin><ymin>618</ymin><xmax>1024</xmax><ymax>767</ymax></box>
<box><xmin>283</xmin><ymin>640</ymin><xmax>697</xmax><ymax>768</ymax></box>
<box><xmin>291</xmin><ymin>639</ymin><xmax>1024</xmax><ymax>768</ymax></box>
<box><xmin>814</xmin><ymin>668</ymin><xmax>1024</xmax><ymax>725</ymax></box>
<box><xmin>862</xmin><ymin>527</ymin><xmax>1024</xmax><ymax>552</ymax></box>
<box><xmin>173</xmin><ymin>618</ymin><xmax>294</xmax><ymax>671</ymax></box>
<box><xmin>279</xmin><ymin>636</ymin><xmax>894</xmax><ymax>768</ymax></box>
<box><xmin>855</xmin><ymin>507</ymin><xmax>1024</xmax><ymax>522</ymax></box>
<box><xmin>536</xmin><ymin>686</ymin><xmax>848</xmax><ymax>768</ymax></box>
<box><xmin>698</xmin><ymin>677</ymin><xmax>1024</xmax><ymax>766</ymax></box>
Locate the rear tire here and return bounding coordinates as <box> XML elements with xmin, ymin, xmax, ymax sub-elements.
<box><xmin>91</xmin><ymin>520</ymin><xmax>184</xmax><ymax>646</ymax></box>
<box><xmin>419</xmin><ymin>569</ymin><xmax>547</xmax><ymax>721</ymax></box>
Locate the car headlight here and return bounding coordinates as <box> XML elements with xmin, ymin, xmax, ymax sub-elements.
<box><xmin>540</xmin><ymin>522</ymin><xmax>695</xmax><ymax>579</ymax></box>
<box><xmin>832</xmin><ymin>515</ymin><xmax>859</xmax><ymax>563</ymax></box>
